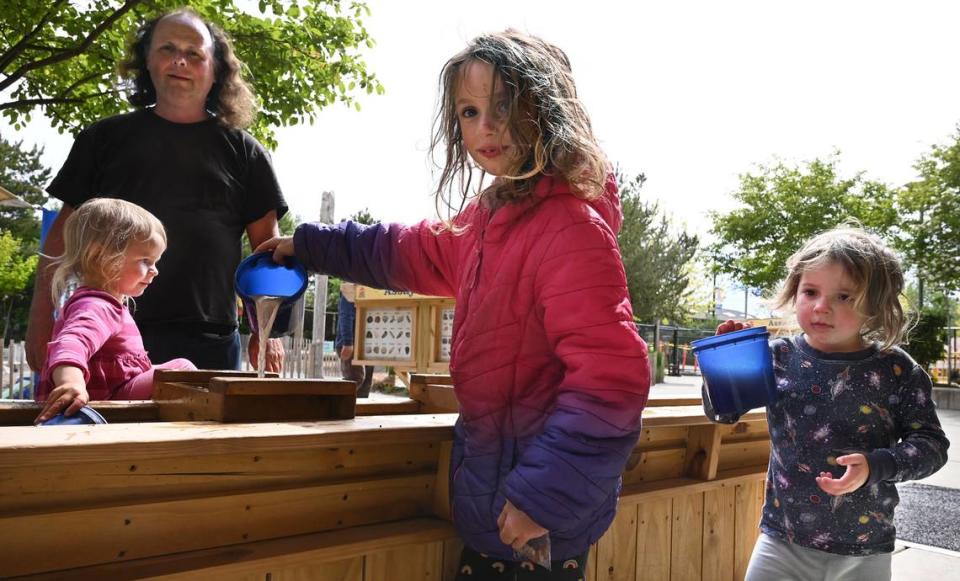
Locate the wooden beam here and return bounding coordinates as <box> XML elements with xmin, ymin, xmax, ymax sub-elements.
<box><xmin>0</xmin><ymin>414</ymin><xmax>457</xmax><ymax>469</ymax></box>
<box><xmin>683</xmin><ymin>424</ymin><xmax>722</xmax><ymax>480</ymax></box>
<box><xmin>409</xmin><ymin>383</ymin><xmax>459</xmax><ymax>413</ymax></box>
<box><xmin>14</xmin><ymin>518</ymin><xmax>457</xmax><ymax>581</ymax></box>
<box><xmin>0</xmin><ymin>474</ymin><xmax>437</xmax><ymax>576</ymax></box>
<box><xmin>0</xmin><ymin>400</ymin><xmax>159</xmax><ymax>426</ymax></box>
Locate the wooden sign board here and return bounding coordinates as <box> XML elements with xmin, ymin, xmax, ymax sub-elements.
<box><xmin>353</xmin><ymin>287</ymin><xmax>455</xmax><ymax>375</ymax></box>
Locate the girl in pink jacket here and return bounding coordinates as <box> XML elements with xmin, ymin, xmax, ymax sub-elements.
<box><xmin>35</xmin><ymin>198</ymin><xmax>194</xmax><ymax>423</ymax></box>
<box><xmin>259</xmin><ymin>31</ymin><xmax>650</xmax><ymax>579</ymax></box>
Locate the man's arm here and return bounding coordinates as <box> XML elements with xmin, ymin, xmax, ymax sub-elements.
<box><xmin>25</xmin><ymin>204</ymin><xmax>74</xmax><ymax>372</ymax></box>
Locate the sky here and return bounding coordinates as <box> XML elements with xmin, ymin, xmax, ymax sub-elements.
<box><xmin>5</xmin><ymin>0</ymin><xmax>960</xmax><ymax>315</ymax></box>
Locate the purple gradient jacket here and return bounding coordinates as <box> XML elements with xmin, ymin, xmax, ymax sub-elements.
<box><xmin>293</xmin><ymin>174</ymin><xmax>650</xmax><ymax>559</ymax></box>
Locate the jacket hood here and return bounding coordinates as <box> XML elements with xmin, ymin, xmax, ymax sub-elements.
<box><xmin>531</xmin><ymin>172</ymin><xmax>622</xmax><ymax>234</ymax></box>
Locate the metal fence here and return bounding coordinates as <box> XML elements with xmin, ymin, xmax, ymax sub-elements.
<box><xmin>637</xmin><ymin>324</ymin><xmax>713</xmax><ymax>377</ymax></box>
<box><xmin>238</xmin><ymin>334</ymin><xmax>341</xmax><ymax>378</ymax></box>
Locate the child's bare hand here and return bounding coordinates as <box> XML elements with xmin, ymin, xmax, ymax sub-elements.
<box><xmin>497</xmin><ymin>499</ymin><xmax>548</xmax><ymax>551</ymax></box>
<box><xmin>815</xmin><ymin>454</ymin><xmax>869</xmax><ymax>496</ymax></box>
<box><xmin>35</xmin><ymin>382</ymin><xmax>89</xmax><ymax>424</ymax></box>
<box><xmin>716</xmin><ymin>319</ymin><xmax>752</xmax><ymax>335</ymax></box>
<box><xmin>254</xmin><ymin>236</ymin><xmax>295</xmax><ymax>264</ymax></box>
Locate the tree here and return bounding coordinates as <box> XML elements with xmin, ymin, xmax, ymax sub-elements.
<box><xmin>616</xmin><ymin>171</ymin><xmax>701</xmax><ymax>324</ymax></box>
<box><xmin>0</xmin><ymin>0</ymin><xmax>384</xmax><ymax>148</ymax></box>
<box><xmin>0</xmin><ymin>135</ymin><xmax>52</xmax><ymax>252</ymax></box>
<box><xmin>324</xmin><ymin>207</ymin><xmax>377</xmax><ymax>314</ymax></box>
<box><xmin>0</xmin><ymin>232</ymin><xmax>38</xmax><ymax>342</ymax></box>
<box><xmin>898</xmin><ymin>126</ymin><xmax>960</xmax><ymax>295</ymax></box>
<box><xmin>349</xmin><ymin>207</ymin><xmax>377</xmax><ymax>225</ymax></box>
<box><xmin>709</xmin><ymin>154</ymin><xmax>898</xmax><ymax>293</ymax></box>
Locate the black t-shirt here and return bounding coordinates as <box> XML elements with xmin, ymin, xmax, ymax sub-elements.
<box><xmin>47</xmin><ymin>109</ymin><xmax>288</xmax><ymax>329</ymax></box>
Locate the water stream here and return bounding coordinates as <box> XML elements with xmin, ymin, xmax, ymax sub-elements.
<box><xmin>253</xmin><ymin>295</ymin><xmax>284</xmax><ymax>378</ymax></box>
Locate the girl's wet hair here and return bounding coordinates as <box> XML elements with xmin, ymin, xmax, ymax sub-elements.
<box><xmin>119</xmin><ymin>8</ymin><xmax>256</xmax><ymax>129</ymax></box>
<box><xmin>774</xmin><ymin>226</ymin><xmax>908</xmax><ymax>350</ymax></box>
<box><xmin>430</xmin><ymin>30</ymin><xmax>607</xmax><ymax>217</ymax></box>
<box><xmin>51</xmin><ymin>198</ymin><xmax>166</xmax><ymax>303</ymax></box>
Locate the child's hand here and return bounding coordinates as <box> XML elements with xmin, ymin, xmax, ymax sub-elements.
<box><xmin>254</xmin><ymin>236</ymin><xmax>295</xmax><ymax>264</ymax></box>
<box><xmin>35</xmin><ymin>373</ymin><xmax>89</xmax><ymax>424</ymax></box>
<box><xmin>497</xmin><ymin>499</ymin><xmax>548</xmax><ymax>551</ymax></box>
<box><xmin>340</xmin><ymin>345</ymin><xmax>354</xmax><ymax>360</ymax></box>
<box><xmin>815</xmin><ymin>454</ymin><xmax>869</xmax><ymax>495</ymax></box>
<box><xmin>717</xmin><ymin>319</ymin><xmax>752</xmax><ymax>335</ymax></box>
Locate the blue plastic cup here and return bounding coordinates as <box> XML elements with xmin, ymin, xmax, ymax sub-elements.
<box><xmin>235</xmin><ymin>252</ymin><xmax>308</xmax><ymax>338</ymax></box>
<box><xmin>691</xmin><ymin>326</ymin><xmax>776</xmax><ymax>415</ymax></box>
<box><xmin>39</xmin><ymin>405</ymin><xmax>108</xmax><ymax>426</ymax></box>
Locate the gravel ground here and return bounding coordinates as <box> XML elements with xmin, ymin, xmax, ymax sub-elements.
<box><xmin>894</xmin><ymin>483</ymin><xmax>960</xmax><ymax>551</ymax></box>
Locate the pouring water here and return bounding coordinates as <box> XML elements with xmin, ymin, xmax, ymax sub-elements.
<box><xmin>253</xmin><ymin>295</ymin><xmax>284</xmax><ymax>378</ymax></box>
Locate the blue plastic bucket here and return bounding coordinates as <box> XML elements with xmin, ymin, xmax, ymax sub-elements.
<box><xmin>234</xmin><ymin>252</ymin><xmax>308</xmax><ymax>338</ymax></box>
<box><xmin>40</xmin><ymin>406</ymin><xmax>108</xmax><ymax>426</ymax></box>
<box><xmin>691</xmin><ymin>326</ymin><xmax>776</xmax><ymax>415</ymax></box>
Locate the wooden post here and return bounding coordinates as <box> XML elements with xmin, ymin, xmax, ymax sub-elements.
<box><xmin>312</xmin><ymin>191</ymin><xmax>335</xmax><ymax>378</ymax></box>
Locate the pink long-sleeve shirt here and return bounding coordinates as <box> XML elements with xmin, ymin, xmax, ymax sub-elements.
<box><xmin>37</xmin><ymin>287</ymin><xmax>153</xmax><ymax>402</ymax></box>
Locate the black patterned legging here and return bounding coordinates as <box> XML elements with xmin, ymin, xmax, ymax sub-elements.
<box><xmin>454</xmin><ymin>547</ymin><xmax>589</xmax><ymax>581</ymax></box>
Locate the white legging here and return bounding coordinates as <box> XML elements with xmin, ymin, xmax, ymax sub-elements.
<box><xmin>745</xmin><ymin>533</ymin><xmax>891</xmax><ymax>581</ymax></box>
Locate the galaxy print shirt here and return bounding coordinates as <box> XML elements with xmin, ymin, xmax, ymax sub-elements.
<box><xmin>706</xmin><ymin>335</ymin><xmax>949</xmax><ymax>556</ymax></box>
<box><xmin>760</xmin><ymin>336</ymin><xmax>950</xmax><ymax>556</ymax></box>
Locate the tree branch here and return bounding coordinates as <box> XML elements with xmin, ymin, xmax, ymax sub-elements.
<box><xmin>0</xmin><ymin>0</ymin><xmax>145</xmax><ymax>93</ymax></box>
<box><xmin>0</xmin><ymin>0</ymin><xmax>70</xmax><ymax>73</ymax></box>
<box><xmin>58</xmin><ymin>70</ymin><xmax>112</xmax><ymax>98</ymax></box>
<box><xmin>0</xmin><ymin>90</ymin><xmax>122</xmax><ymax>112</ymax></box>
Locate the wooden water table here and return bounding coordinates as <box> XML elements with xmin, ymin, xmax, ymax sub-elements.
<box><xmin>0</xmin><ymin>372</ymin><xmax>769</xmax><ymax>580</ymax></box>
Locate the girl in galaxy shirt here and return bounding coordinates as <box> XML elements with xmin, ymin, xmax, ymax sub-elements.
<box><xmin>706</xmin><ymin>226</ymin><xmax>949</xmax><ymax>581</ymax></box>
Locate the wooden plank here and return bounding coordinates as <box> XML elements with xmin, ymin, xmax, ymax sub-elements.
<box><xmin>635</xmin><ymin>497</ymin><xmax>672</xmax><ymax>581</ymax></box>
<box><xmin>716</xmin><ymin>440</ymin><xmax>770</xmax><ymax>474</ymax></box>
<box><xmin>1</xmin><ymin>441</ymin><xmax>442</xmax><ymax>514</ymax></box>
<box><xmin>441</xmin><ymin>537</ymin><xmax>464</xmax><ymax>581</ymax></box>
<box><xmin>409</xmin><ymin>382</ymin><xmax>459</xmax><ymax>413</ymax></box>
<box><xmin>155</xmin><ymin>379</ymin><xmax>358</xmax><ymax>422</ymax></box>
<box><xmin>410</xmin><ymin>374</ymin><xmax>454</xmax><ymax>386</ymax></box>
<box><xmin>718</xmin><ymin>419</ymin><xmax>769</xmax><ymax>443</ymax></box>
<box><xmin>156</xmin><ymin>556</ymin><xmax>364</xmax><ymax>581</ymax></box>
<box><xmin>621</xmin><ymin>448</ymin><xmax>687</xmax><ymax>486</ymax></box>
<box><xmin>364</xmin><ymin>541</ymin><xmax>443</xmax><ymax>581</ymax></box>
<box><xmin>684</xmin><ymin>424</ymin><xmax>722</xmax><ymax>481</ymax></box>
<box><xmin>646</xmin><ymin>396</ymin><xmax>702</xmax><ymax>407</ymax></box>
<box><xmin>587</xmin><ymin>542</ymin><xmax>599</xmax><ymax>581</ymax></box>
<box><xmin>595</xmin><ymin>503</ymin><xmax>638</xmax><ymax>581</ymax></box>
<box><xmin>210</xmin><ymin>378</ymin><xmax>356</xmax><ymax>396</ymax></box>
<box><xmin>355</xmin><ymin>398</ymin><xmax>422</xmax><ymax>415</ymax></box>
<box><xmin>670</xmin><ymin>492</ymin><xmax>703</xmax><ymax>581</ymax></box>
<box><xmin>12</xmin><ymin>518</ymin><xmax>455</xmax><ymax>581</ymax></box>
<box><xmin>154</xmin><ymin>381</ymin><xmax>223</xmax><ymax>421</ymax></box>
<box><xmin>0</xmin><ymin>414</ymin><xmax>457</xmax><ymax>469</ymax></box>
<box><xmin>0</xmin><ymin>400</ymin><xmax>160</xmax><ymax>426</ymax></box>
<box><xmin>0</xmin><ymin>474</ymin><xmax>436</xmax><ymax>577</ymax></box>
<box><xmin>636</xmin><ymin>425</ymin><xmax>689</xmax><ymax>448</ymax></box>
<box><xmin>620</xmin><ymin>466</ymin><xmax>768</xmax><ymax>506</ymax></box>
<box><xmin>701</xmin><ymin>486</ymin><xmax>736</xmax><ymax>581</ymax></box>
<box><xmin>154</xmin><ymin>369</ymin><xmax>275</xmax><ymax>384</ymax></box>
<box><xmin>433</xmin><ymin>440</ymin><xmax>453</xmax><ymax>520</ymax></box>
<box><xmin>641</xmin><ymin>407</ymin><xmax>766</xmax><ymax>428</ymax></box>
<box><xmin>734</xmin><ymin>479</ymin><xmax>765</xmax><ymax>581</ymax></box>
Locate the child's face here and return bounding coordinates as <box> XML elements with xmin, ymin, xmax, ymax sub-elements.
<box><xmin>113</xmin><ymin>232</ymin><xmax>165</xmax><ymax>299</ymax></box>
<box><xmin>794</xmin><ymin>261</ymin><xmax>867</xmax><ymax>353</ymax></box>
<box><xmin>455</xmin><ymin>60</ymin><xmax>519</xmax><ymax>177</ymax></box>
